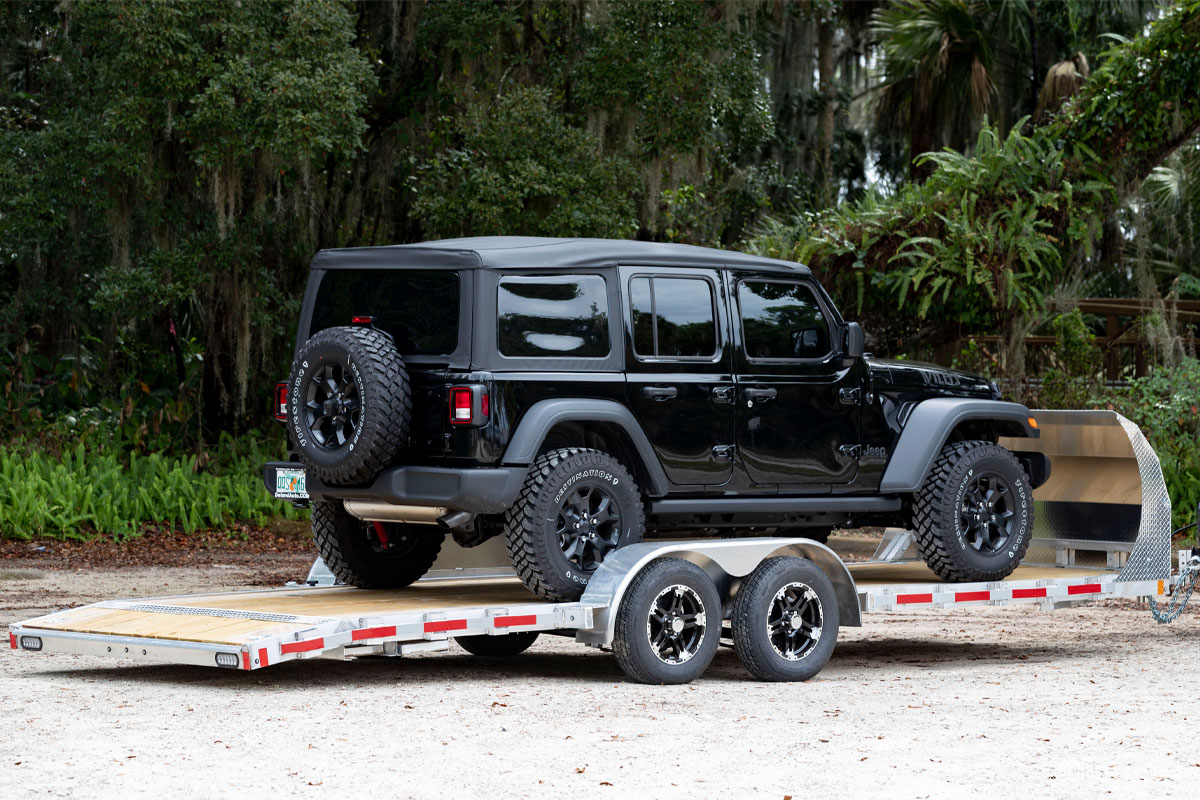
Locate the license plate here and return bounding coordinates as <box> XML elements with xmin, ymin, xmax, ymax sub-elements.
<box><xmin>274</xmin><ymin>468</ymin><xmax>308</xmax><ymax>500</ymax></box>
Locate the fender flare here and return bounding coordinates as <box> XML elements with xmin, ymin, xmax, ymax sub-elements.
<box><xmin>878</xmin><ymin>398</ymin><xmax>1038</xmax><ymax>493</ymax></box>
<box><xmin>501</xmin><ymin>398</ymin><xmax>670</xmax><ymax>497</ymax></box>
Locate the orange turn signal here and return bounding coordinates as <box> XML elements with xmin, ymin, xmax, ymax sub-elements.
<box><xmin>1028</xmin><ymin>417</ymin><xmax>1038</xmax><ymax>429</ymax></box>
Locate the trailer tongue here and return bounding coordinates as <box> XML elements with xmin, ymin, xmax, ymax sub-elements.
<box><xmin>7</xmin><ymin>410</ymin><xmax>1187</xmax><ymax>684</ymax></box>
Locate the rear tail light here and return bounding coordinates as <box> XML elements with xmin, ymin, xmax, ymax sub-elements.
<box><xmin>274</xmin><ymin>382</ymin><xmax>288</xmax><ymax>422</ymax></box>
<box><xmin>351</xmin><ymin>315</ymin><xmax>375</xmax><ymax>325</ymax></box>
<box><xmin>19</xmin><ymin>636</ymin><xmax>42</xmax><ymax>651</ymax></box>
<box><xmin>214</xmin><ymin>652</ymin><xmax>240</xmax><ymax>668</ymax></box>
<box><xmin>449</xmin><ymin>385</ymin><xmax>490</xmax><ymax>426</ymax></box>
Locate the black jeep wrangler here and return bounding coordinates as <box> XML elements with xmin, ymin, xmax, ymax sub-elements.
<box><xmin>263</xmin><ymin>237</ymin><xmax>1049</xmax><ymax>601</ymax></box>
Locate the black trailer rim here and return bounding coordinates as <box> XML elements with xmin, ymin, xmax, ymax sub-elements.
<box><xmin>958</xmin><ymin>472</ymin><xmax>1016</xmax><ymax>554</ymax></box>
<box><xmin>767</xmin><ymin>581</ymin><xmax>823</xmax><ymax>661</ymax></box>
<box><xmin>646</xmin><ymin>584</ymin><xmax>707</xmax><ymax>664</ymax></box>
<box><xmin>304</xmin><ymin>362</ymin><xmax>361</xmax><ymax>449</ymax></box>
<box><xmin>556</xmin><ymin>483</ymin><xmax>622</xmax><ymax>572</ymax></box>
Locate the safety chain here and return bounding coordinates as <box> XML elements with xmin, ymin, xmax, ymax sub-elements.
<box><xmin>1150</xmin><ymin>555</ymin><xmax>1200</xmax><ymax>623</ymax></box>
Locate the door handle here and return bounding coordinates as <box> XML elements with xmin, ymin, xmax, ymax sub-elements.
<box><xmin>742</xmin><ymin>387</ymin><xmax>777</xmax><ymax>402</ymax></box>
<box><xmin>642</xmin><ymin>385</ymin><xmax>678</xmax><ymax>401</ymax></box>
<box><xmin>711</xmin><ymin>385</ymin><xmax>736</xmax><ymax>404</ymax></box>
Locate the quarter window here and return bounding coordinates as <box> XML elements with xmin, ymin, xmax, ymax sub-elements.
<box><xmin>497</xmin><ymin>275</ymin><xmax>610</xmax><ymax>358</ymax></box>
<box><xmin>738</xmin><ymin>280</ymin><xmax>830</xmax><ymax>360</ymax></box>
<box><xmin>628</xmin><ymin>277</ymin><xmax>717</xmax><ymax>359</ymax></box>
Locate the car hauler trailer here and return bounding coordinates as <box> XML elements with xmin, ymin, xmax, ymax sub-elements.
<box><xmin>7</xmin><ymin>411</ymin><xmax>1189</xmax><ymax>684</ymax></box>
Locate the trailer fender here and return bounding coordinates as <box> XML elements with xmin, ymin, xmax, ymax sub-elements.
<box><xmin>879</xmin><ymin>398</ymin><xmax>1038</xmax><ymax>494</ymax></box>
<box><xmin>578</xmin><ymin>537</ymin><xmax>860</xmax><ymax>648</ymax></box>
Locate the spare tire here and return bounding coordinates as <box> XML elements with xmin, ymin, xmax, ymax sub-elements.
<box><xmin>288</xmin><ymin>326</ymin><xmax>410</xmax><ymax>485</ymax></box>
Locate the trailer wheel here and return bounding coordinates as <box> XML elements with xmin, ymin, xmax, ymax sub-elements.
<box><xmin>612</xmin><ymin>558</ymin><xmax>721</xmax><ymax>685</ymax></box>
<box><xmin>732</xmin><ymin>556</ymin><xmax>839</xmax><ymax>682</ymax></box>
<box><xmin>312</xmin><ymin>500</ymin><xmax>443</xmax><ymax>589</ymax></box>
<box><xmin>505</xmin><ymin>448</ymin><xmax>645</xmax><ymax>602</ymax></box>
<box><xmin>913</xmin><ymin>440</ymin><xmax>1033</xmax><ymax>582</ymax></box>
<box><xmin>454</xmin><ymin>632</ymin><xmax>539</xmax><ymax>658</ymax></box>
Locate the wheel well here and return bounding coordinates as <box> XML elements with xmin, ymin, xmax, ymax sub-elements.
<box><xmin>944</xmin><ymin>418</ymin><xmax>1028</xmax><ymax>445</ymax></box>
<box><xmin>537</xmin><ymin>421</ymin><xmax>657</xmax><ymax>496</ymax></box>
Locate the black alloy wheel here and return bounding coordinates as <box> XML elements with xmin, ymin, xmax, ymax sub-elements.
<box><xmin>305</xmin><ymin>361</ymin><xmax>361</xmax><ymax>449</ymax></box>
<box><xmin>958</xmin><ymin>472</ymin><xmax>1016</xmax><ymax>554</ymax></box>
<box><xmin>557</xmin><ymin>484</ymin><xmax>622</xmax><ymax>573</ymax></box>
<box><xmin>766</xmin><ymin>581</ymin><xmax>824</xmax><ymax>662</ymax></box>
<box><xmin>647</xmin><ymin>584</ymin><xmax>709</xmax><ymax>665</ymax></box>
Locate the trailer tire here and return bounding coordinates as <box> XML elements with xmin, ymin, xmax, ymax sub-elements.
<box><xmin>311</xmin><ymin>500</ymin><xmax>443</xmax><ymax>589</ymax></box>
<box><xmin>454</xmin><ymin>632</ymin><xmax>539</xmax><ymax>658</ymax></box>
<box><xmin>612</xmin><ymin>558</ymin><xmax>721</xmax><ymax>685</ymax></box>
<box><xmin>913</xmin><ymin>440</ymin><xmax>1033</xmax><ymax>582</ymax></box>
<box><xmin>288</xmin><ymin>325</ymin><xmax>410</xmax><ymax>485</ymax></box>
<box><xmin>505</xmin><ymin>448</ymin><xmax>645</xmax><ymax>602</ymax></box>
<box><xmin>732</xmin><ymin>556</ymin><xmax>839</xmax><ymax>682</ymax></box>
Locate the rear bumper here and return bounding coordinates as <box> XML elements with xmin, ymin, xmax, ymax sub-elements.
<box><xmin>261</xmin><ymin>462</ymin><xmax>528</xmax><ymax>514</ymax></box>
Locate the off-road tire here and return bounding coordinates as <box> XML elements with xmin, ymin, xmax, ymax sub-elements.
<box><xmin>504</xmin><ymin>448</ymin><xmax>645</xmax><ymax>602</ymax></box>
<box><xmin>312</xmin><ymin>500</ymin><xmax>443</xmax><ymax>589</ymax></box>
<box><xmin>912</xmin><ymin>440</ymin><xmax>1033</xmax><ymax>582</ymax></box>
<box><xmin>732</xmin><ymin>556</ymin><xmax>839</xmax><ymax>682</ymax></box>
<box><xmin>454</xmin><ymin>632</ymin><xmax>539</xmax><ymax>658</ymax></box>
<box><xmin>612</xmin><ymin>558</ymin><xmax>722</xmax><ymax>685</ymax></box>
<box><xmin>288</xmin><ymin>326</ymin><xmax>410</xmax><ymax>485</ymax></box>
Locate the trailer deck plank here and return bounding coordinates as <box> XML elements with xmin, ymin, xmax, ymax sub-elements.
<box><xmin>31</xmin><ymin>610</ymin><xmax>313</xmax><ymax>646</ymax></box>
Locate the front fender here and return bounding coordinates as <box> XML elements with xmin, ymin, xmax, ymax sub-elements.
<box><xmin>878</xmin><ymin>398</ymin><xmax>1038</xmax><ymax>493</ymax></box>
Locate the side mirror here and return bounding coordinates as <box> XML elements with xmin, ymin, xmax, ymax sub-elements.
<box><xmin>843</xmin><ymin>322</ymin><xmax>864</xmax><ymax>359</ymax></box>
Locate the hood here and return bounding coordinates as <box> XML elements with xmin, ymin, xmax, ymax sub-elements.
<box><xmin>867</xmin><ymin>357</ymin><xmax>998</xmax><ymax>400</ymax></box>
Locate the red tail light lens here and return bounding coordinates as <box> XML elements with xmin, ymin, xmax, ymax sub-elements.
<box><xmin>449</xmin><ymin>385</ymin><xmax>490</xmax><ymax>426</ymax></box>
<box><xmin>450</xmin><ymin>387</ymin><xmax>472</xmax><ymax>423</ymax></box>
<box><xmin>351</xmin><ymin>315</ymin><xmax>374</xmax><ymax>325</ymax></box>
<box><xmin>274</xmin><ymin>382</ymin><xmax>288</xmax><ymax>422</ymax></box>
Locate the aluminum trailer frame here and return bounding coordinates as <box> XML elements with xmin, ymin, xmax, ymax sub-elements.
<box><xmin>7</xmin><ymin>410</ymin><xmax>1179</xmax><ymax>681</ymax></box>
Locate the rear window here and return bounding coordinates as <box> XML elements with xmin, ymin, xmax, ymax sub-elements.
<box><xmin>310</xmin><ymin>269</ymin><xmax>460</xmax><ymax>356</ymax></box>
<box><xmin>497</xmin><ymin>275</ymin><xmax>610</xmax><ymax>358</ymax></box>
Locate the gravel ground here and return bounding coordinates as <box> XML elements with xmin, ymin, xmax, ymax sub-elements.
<box><xmin>3</xmin><ymin>557</ymin><xmax>1200</xmax><ymax>799</ymax></box>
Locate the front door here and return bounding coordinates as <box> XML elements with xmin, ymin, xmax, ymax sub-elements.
<box><xmin>622</xmin><ymin>267</ymin><xmax>736</xmax><ymax>488</ymax></box>
<box><xmin>731</xmin><ymin>273</ymin><xmax>862</xmax><ymax>488</ymax></box>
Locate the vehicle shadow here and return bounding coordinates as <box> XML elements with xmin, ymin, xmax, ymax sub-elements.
<box><xmin>23</xmin><ymin>632</ymin><xmax>1107</xmax><ymax>688</ymax></box>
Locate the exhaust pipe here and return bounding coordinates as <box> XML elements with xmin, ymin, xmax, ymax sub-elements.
<box><xmin>342</xmin><ymin>501</ymin><xmax>477</xmax><ymax>531</ymax></box>
<box><xmin>343</xmin><ymin>501</ymin><xmax>449</xmax><ymax>525</ymax></box>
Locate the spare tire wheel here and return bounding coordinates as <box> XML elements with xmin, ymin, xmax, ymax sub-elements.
<box><xmin>288</xmin><ymin>326</ymin><xmax>410</xmax><ymax>485</ymax></box>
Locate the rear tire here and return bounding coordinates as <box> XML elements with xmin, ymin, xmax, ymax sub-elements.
<box><xmin>504</xmin><ymin>448</ymin><xmax>645</xmax><ymax>601</ymax></box>
<box><xmin>912</xmin><ymin>440</ymin><xmax>1033</xmax><ymax>582</ymax></box>
<box><xmin>454</xmin><ymin>632</ymin><xmax>539</xmax><ymax>658</ymax></box>
<box><xmin>732</xmin><ymin>556</ymin><xmax>839</xmax><ymax>682</ymax></box>
<box><xmin>612</xmin><ymin>558</ymin><xmax>721</xmax><ymax>685</ymax></box>
<box><xmin>311</xmin><ymin>500</ymin><xmax>443</xmax><ymax>589</ymax></box>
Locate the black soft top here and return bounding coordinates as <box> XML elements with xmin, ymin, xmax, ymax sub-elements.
<box><xmin>310</xmin><ymin>237</ymin><xmax>809</xmax><ymax>275</ymax></box>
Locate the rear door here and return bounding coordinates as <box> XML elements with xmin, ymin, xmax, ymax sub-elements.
<box><xmin>730</xmin><ymin>273</ymin><xmax>862</xmax><ymax>488</ymax></box>
<box><xmin>621</xmin><ymin>267</ymin><xmax>736</xmax><ymax>488</ymax></box>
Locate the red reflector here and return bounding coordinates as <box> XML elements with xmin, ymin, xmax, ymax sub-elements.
<box><xmin>495</xmin><ymin>614</ymin><xmax>537</xmax><ymax>628</ymax></box>
<box><xmin>424</xmin><ymin>619</ymin><xmax>468</xmax><ymax>633</ymax></box>
<box><xmin>242</xmin><ymin>651</ymin><xmax>251</xmax><ymax>671</ymax></box>
<box><xmin>274</xmin><ymin>381</ymin><xmax>288</xmax><ymax>422</ymax></box>
<box><xmin>450</xmin><ymin>387</ymin><xmax>472</xmax><ymax>424</ymax></box>
<box><xmin>352</xmin><ymin>625</ymin><xmax>398</xmax><ymax>642</ymax></box>
<box><xmin>258</xmin><ymin>648</ymin><xmax>269</xmax><ymax>668</ymax></box>
<box><xmin>481</xmin><ymin>392</ymin><xmax>489</xmax><ymax>418</ymax></box>
<box><xmin>1012</xmin><ymin>587</ymin><xmax>1047</xmax><ymax>599</ymax></box>
<box><xmin>896</xmin><ymin>593</ymin><xmax>933</xmax><ymax>605</ymax></box>
<box><xmin>8</xmin><ymin>632</ymin><xmax>15</xmax><ymax>650</ymax></box>
<box><xmin>280</xmin><ymin>638</ymin><xmax>325</xmax><ymax>655</ymax></box>
<box><xmin>955</xmin><ymin>591</ymin><xmax>990</xmax><ymax>602</ymax></box>
<box><xmin>1067</xmin><ymin>583</ymin><xmax>1101</xmax><ymax>595</ymax></box>
<box><xmin>351</xmin><ymin>315</ymin><xmax>374</xmax><ymax>324</ymax></box>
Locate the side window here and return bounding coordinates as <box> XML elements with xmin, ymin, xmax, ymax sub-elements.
<box><xmin>738</xmin><ymin>280</ymin><xmax>830</xmax><ymax>360</ymax></box>
<box><xmin>497</xmin><ymin>275</ymin><xmax>610</xmax><ymax>358</ymax></box>
<box><xmin>628</xmin><ymin>276</ymin><xmax>717</xmax><ymax>359</ymax></box>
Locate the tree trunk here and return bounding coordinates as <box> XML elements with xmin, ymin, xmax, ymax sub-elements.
<box><xmin>817</xmin><ymin>14</ymin><xmax>835</xmax><ymax>207</ymax></box>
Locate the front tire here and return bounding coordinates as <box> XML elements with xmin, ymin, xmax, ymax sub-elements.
<box><xmin>312</xmin><ymin>500</ymin><xmax>443</xmax><ymax>589</ymax></box>
<box><xmin>912</xmin><ymin>440</ymin><xmax>1033</xmax><ymax>582</ymax></box>
<box><xmin>612</xmin><ymin>558</ymin><xmax>722</xmax><ymax>685</ymax></box>
<box><xmin>504</xmin><ymin>448</ymin><xmax>645</xmax><ymax>601</ymax></box>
